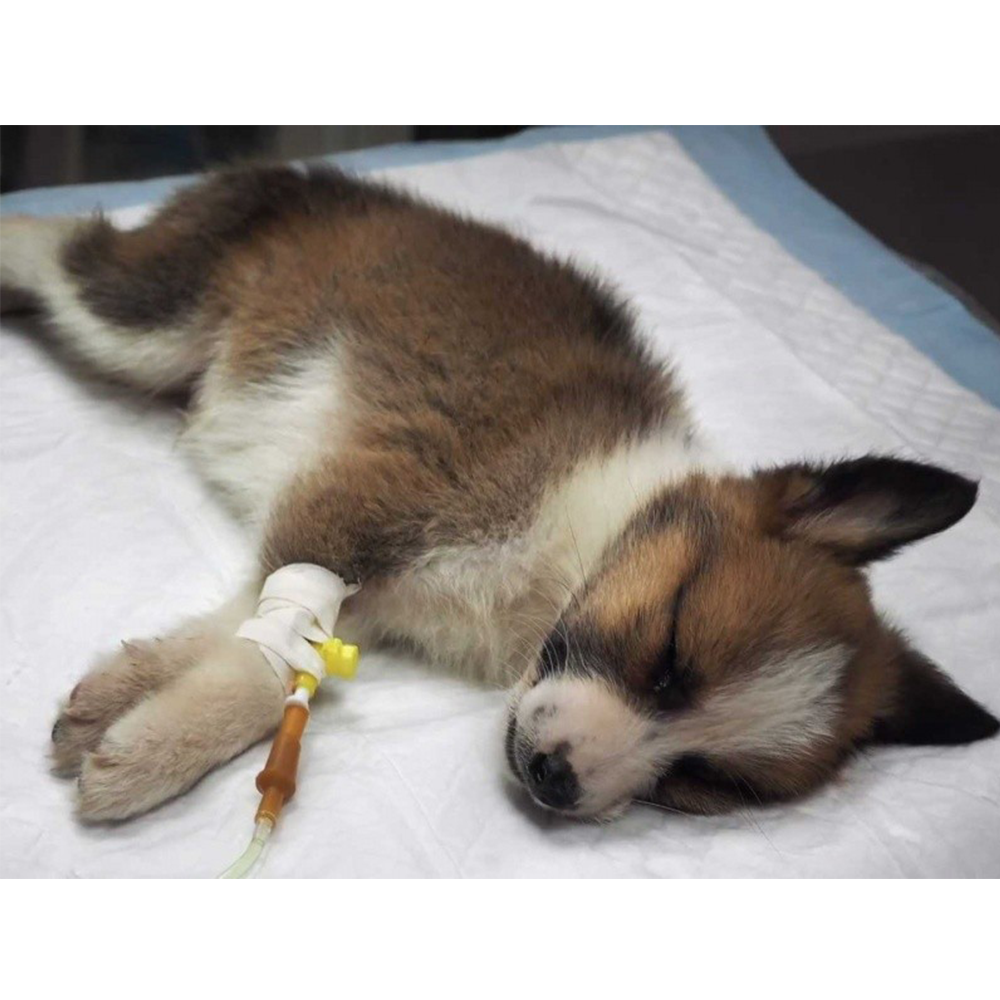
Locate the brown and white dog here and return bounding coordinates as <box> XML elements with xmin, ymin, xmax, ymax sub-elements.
<box><xmin>1</xmin><ymin>166</ymin><xmax>996</xmax><ymax>822</ymax></box>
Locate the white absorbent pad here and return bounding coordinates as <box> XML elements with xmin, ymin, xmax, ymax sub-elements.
<box><xmin>1</xmin><ymin>131</ymin><xmax>998</xmax><ymax>877</ymax></box>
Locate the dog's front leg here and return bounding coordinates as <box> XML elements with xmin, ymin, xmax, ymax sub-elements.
<box><xmin>52</xmin><ymin>582</ymin><xmax>285</xmax><ymax>822</ymax></box>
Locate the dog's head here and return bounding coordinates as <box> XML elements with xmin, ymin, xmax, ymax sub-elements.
<box><xmin>507</xmin><ymin>456</ymin><xmax>997</xmax><ymax>818</ymax></box>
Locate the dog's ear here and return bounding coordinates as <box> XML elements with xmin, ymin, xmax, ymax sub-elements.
<box><xmin>756</xmin><ymin>456</ymin><xmax>977</xmax><ymax>564</ymax></box>
<box><xmin>872</xmin><ymin>644</ymin><xmax>998</xmax><ymax>746</ymax></box>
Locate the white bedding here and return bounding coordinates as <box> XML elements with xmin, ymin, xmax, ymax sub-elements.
<box><xmin>2</xmin><ymin>132</ymin><xmax>998</xmax><ymax>878</ymax></box>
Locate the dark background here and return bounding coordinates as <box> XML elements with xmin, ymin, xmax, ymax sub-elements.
<box><xmin>3</xmin><ymin>125</ymin><xmax>997</xmax><ymax>328</ymax></box>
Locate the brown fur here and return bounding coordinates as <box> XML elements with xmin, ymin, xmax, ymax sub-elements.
<box><xmin>61</xmin><ymin>166</ymin><xmax>682</xmax><ymax>582</ymax></box>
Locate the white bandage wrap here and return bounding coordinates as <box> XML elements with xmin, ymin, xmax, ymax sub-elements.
<box><xmin>237</xmin><ymin>564</ymin><xmax>359</xmax><ymax>690</ymax></box>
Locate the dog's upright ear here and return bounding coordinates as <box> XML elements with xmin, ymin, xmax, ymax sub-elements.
<box><xmin>872</xmin><ymin>642</ymin><xmax>999</xmax><ymax>746</ymax></box>
<box><xmin>756</xmin><ymin>456</ymin><xmax>978</xmax><ymax>564</ymax></box>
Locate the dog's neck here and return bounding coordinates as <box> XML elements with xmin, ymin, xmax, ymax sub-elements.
<box><xmin>537</xmin><ymin>422</ymin><xmax>723</xmax><ymax>595</ymax></box>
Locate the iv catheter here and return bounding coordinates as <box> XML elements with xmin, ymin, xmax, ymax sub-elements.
<box><xmin>218</xmin><ymin>636</ymin><xmax>359</xmax><ymax>878</ymax></box>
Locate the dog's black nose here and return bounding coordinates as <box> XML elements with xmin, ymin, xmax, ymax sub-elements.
<box><xmin>526</xmin><ymin>750</ymin><xmax>579</xmax><ymax>810</ymax></box>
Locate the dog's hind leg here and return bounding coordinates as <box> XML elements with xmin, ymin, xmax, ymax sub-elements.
<box><xmin>0</xmin><ymin>167</ymin><xmax>320</xmax><ymax>393</ymax></box>
<box><xmin>0</xmin><ymin>212</ymin><xmax>216</xmax><ymax>393</ymax></box>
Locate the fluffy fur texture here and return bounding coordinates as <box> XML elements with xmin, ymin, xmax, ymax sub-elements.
<box><xmin>1</xmin><ymin>165</ymin><xmax>996</xmax><ymax>823</ymax></box>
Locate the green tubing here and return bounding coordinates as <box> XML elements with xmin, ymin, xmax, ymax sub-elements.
<box><xmin>218</xmin><ymin>819</ymin><xmax>273</xmax><ymax>879</ymax></box>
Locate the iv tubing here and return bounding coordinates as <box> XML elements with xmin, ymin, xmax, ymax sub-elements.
<box><xmin>216</xmin><ymin>636</ymin><xmax>358</xmax><ymax>878</ymax></box>
<box><xmin>219</xmin><ymin>818</ymin><xmax>273</xmax><ymax>879</ymax></box>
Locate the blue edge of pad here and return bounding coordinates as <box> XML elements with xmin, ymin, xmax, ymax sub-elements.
<box><xmin>3</xmin><ymin>126</ymin><xmax>997</xmax><ymax>407</ymax></box>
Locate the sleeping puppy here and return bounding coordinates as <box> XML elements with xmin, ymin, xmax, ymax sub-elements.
<box><xmin>1</xmin><ymin>166</ymin><xmax>996</xmax><ymax>822</ymax></box>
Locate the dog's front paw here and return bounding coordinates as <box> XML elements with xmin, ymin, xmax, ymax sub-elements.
<box><xmin>51</xmin><ymin>645</ymin><xmax>139</xmax><ymax>776</ymax></box>
<box><xmin>73</xmin><ymin>653</ymin><xmax>277</xmax><ymax>821</ymax></box>
<box><xmin>75</xmin><ymin>688</ymin><xmax>208</xmax><ymax>821</ymax></box>
<box><xmin>77</xmin><ymin>733</ymin><xmax>180</xmax><ymax>822</ymax></box>
<box><xmin>51</xmin><ymin>637</ymin><xmax>205</xmax><ymax>776</ymax></box>
<box><xmin>64</xmin><ymin>622</ymin><xmax>284</xmax><ymax>822</ymax></box>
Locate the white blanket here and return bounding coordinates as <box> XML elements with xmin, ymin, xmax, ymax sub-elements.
<box><xmin>2</xmin><ymin>132</ymin><xmax>998</xmax><ymax>877</ymax></box>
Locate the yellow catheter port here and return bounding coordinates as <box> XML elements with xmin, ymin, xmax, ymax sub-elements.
<box><xmin>316</xmin><ymin>637</ymin><xmax>360</xmax><ymax>681</ymax></box>
<box><xmin>218</xmin><ymin>637</ymin><xmax>359</xmax><ymax>878</ymax></box>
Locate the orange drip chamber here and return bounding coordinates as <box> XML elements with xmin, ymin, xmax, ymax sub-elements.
<box><xmin>255</xmin><ymin>701</ymin><xmax>310</xmax><ymax>824</ymax></box>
